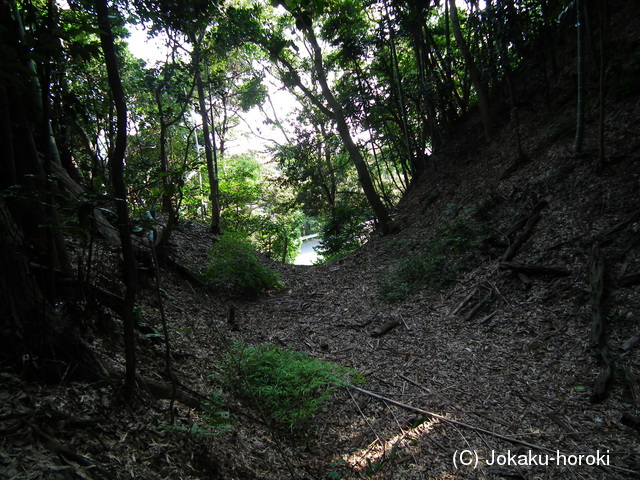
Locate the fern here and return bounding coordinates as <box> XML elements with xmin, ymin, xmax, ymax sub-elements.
<box><xmin>220</xmin><ymin>342</ymin><xmax>357</xmax><ymax>430</ymax></box>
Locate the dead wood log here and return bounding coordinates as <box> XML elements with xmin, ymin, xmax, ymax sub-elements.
<box><xmin>448</xmin><ymin>288</ymin><xmax>477</xmax><ymax>318</ymax></box>
<box><xmin>371</xmin><ymin>320</ymin><xmax>401</xmax><ymax>337</ymax></box>
<box><xmin>479</xmin><ymin>310</ymin><xmax>499</xmax><ymax>325</ymax></box>
<box><xmin>90</xmin><ymin>285</ymin><xmax>125</xmax><ymax>316</ymax></box>
<box><xmin>349</xmin><ymin>385</ymin><xmax>638</xmax><ymax>476</ymax></box>
<box><xmin>546</xmin><ymin>413</ymin><xmax>581</xmax><ymax>440</ymax></box>
<box><xmin>499</xmin><ymin>262</ymin><xmax>571</xmax><ymax>277</ymax></box>
<box><xmin>623</xmin><ymin>330</ymin><xmax>640</xmax><ymax>352</ymax></box>
<box><xmin>624</xmin><ymin>366</ymin><xmax>640</xmax><ymax>408</ymax></box>
<box><xmin>590</xmin><ymin>350</ymin><xmax>612</xmax><ymax>403</ymax></box>
<box><xmin>594</xmin><ymin>208</ymin><xmax>640</xmax><ymax>241</ymax></box>
<box><xmin>621</xmin><ymin>412</ymin><xmax>640</xmax><ymax>432</ymax></box>
<box><xmin>157</xmin><ymin>253</ymin><xmax>208</xmax><ymax>287</ymax></box>
<box><xmin>463</xmin><ymin>294</ymin><xmax>490</xmax><ymax>322</ymax></box>
<box><xmin>504</xmin><ymin>211</ymin><xmax>541</xmax><ymax>261</ymax></box>
<box><xmin>26</xmin><ymin>420</ymin><xmax>112</xmax><ymax>477</ymax></box>
<box><xmin>136</xmin><ymin>375</ymin><xmax>203</xmax><ymax>409</ymax></box>
<box><xmin>506</xmin><ymin>199</ymin><xmax>549</xmax><ymax>238</ymax></box>
<box><xmin>590</xmin><ymin>242</ymin><xmax>606</xmax><ymax>348</ymax></box>
<box><xmin>619</xmin><ymin>272</ymin><xmax>640</xmax><ymax>287</ymax></box>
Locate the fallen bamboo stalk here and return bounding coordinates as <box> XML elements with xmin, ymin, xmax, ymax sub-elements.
<box><xmin>590</xmin><ymin>242</ymin><xmax>606</xmax><ymax>348</ymax></box>
<box><xmin>349</xmin><ymin>385</ymin><xmax>555</xmax><ymax>453</ymax></box>
<box><xmin>348</xmin><ymin>385</ymin><xmax>638</xmax><ymax>475</ymax></box>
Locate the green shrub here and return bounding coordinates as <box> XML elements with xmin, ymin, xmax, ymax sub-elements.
<box><xmin>316</xmin><ymin>203</ymin><xmax>371</xmax><ymax>263</ymax></box>
<box><xmin>205</xmin><ymin>231</ymin><xmax>283</xmax><ymax>294</ymax></box>
<box><xmin>220</xmin><ymin>342</ymin><xmax>357</xmax><ymax>430</ymax></box>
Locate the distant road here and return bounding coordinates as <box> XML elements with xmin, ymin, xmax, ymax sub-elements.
<box><xmin>295</xmin><ymin>238</ymin><xmax>321</xmax><ymax>265</ymax></box>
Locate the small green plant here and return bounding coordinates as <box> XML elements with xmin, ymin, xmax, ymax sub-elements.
<box><xmin>205</xmin><ymin>231</ymin><xmax>283</xmax><ymax>294</ymax></box>
<box><xmin>377</xmin><ymin>253</ymin><xmax>451</xmax><ymax>303</ymax></box>
<box><xmin>327</xmin><ymin>459</ymin><xmax>347</xmax><ymax>479</ymax></box>
<box><xmin>220</xmin><ymin>342</ymin><xmax>357</xmax><ymax>430</ymax></box>
<box><xmin>377</xmin><ymin>220</ymin><xmax>481</xmax><ymax>303</ymax></box>
<box><xmin>163</xmin><ymin>391</ymin><xmax>231</xmax><ymax>437</ymax></box>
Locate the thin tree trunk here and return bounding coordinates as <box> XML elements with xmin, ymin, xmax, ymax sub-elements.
<box><xmin>298</xmin><ymin>21</ymin><xmax>393</xmax><ymax>233</ymax></box>
<box><xmin>156</xmin><ymin>84</ymin><xmax>174</xmax><ymax>214</ymax></box>
<box><xmin>193</xmin><ymin>43</ymin><xmax>221</xmax><ymax>236</ymax></box>
<box><xmin>597</xmin><ymin>0</ymin><xmax>605</xmax><ymax>172</ymax></box>
<box><xmin>95</xmin><ymin>0</ymin><xmax>137</xmax><ymax>395</ymax></box>
<box><xmin>448</xmin><ymin>0</ymin><xmax>493</xmax><ymax>140</ymax></box>
<box><xmin>573</xmin><ymin>0</ymin><xmax>585</xmax><ymax>157</ymax></box>
<box><xmin>383</xmin><ymin>0</ymin><xmax>416</xmax><ymax>178</ymax></box>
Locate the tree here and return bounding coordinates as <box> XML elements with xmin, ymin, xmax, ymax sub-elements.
<box><xmin>192</xmin><ymin>38</ymin><xmax>223</xmax><ymax>235</ymax></box>
<box><xmin>0</xmin><ymin>0</ymin><xmax>101</xmax><ymax>378</ymax></box>
<box><xmin>154</xmin><ymin>59</ymin><xmax>196</xmax><ymax>246</ymax></box>
<box><xmin>448</xmin><ymin>0</ymin><xmax>493</xmax><ymax>140</ymax></box>
<box><xmin>95</xmin><ymin>0</ymin><xmax>138</xmax><ymax>394</ymax></box>
<box><xmin>247</xmin><ymin>0</ymin><xmax>395</xmax><ymax>234</ymax></box>
<box><xmin>573</xmin><ymin>0</ymin><xmax>585</xmax><ymax>157</ymax></box>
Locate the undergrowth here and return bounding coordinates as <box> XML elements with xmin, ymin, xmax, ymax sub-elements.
<box><xmin>378</xmin><ymin>220</ymin><xmax>481</xmax><ymax>303</ymax></box>
<box><xmin>205</xmin><ymin>231</ymin><xmax>283</xmax><ymax>294</ymax></box>
<box><xmin>218</xmin><ymin>342</ymin><xmax>358</xmax><ymax>431</ymax></box>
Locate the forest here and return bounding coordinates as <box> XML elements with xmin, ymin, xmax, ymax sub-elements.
<box><xmin>1</xmin><ymin>0</ymin><xmax>640</xmax><ymax>478</ymax></box>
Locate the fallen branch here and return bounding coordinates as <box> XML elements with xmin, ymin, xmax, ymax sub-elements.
<box><xmin>594</xmin><ymin>208</ymin><xmax>640</xmax><ymax>241</ymax></box>
<box><xmin>479</xmin><ymin>310</ymin><xmax>499</xmax><ymax>325</ymax></box>
<box><xmin>499</xmin><ymin>262</ymin><xmax>571</xmax><ymax>277</ymax></box>
<box><xmin>136</xmin><ymin>375</ymin><xmax>204</xmax><ymax>410</ymax></box>
<box><xmin>448</xmin><ymin>288</ymin><xmax>478</xmax><ymax>318</ymax></box>
<box><xmin>619</xmin><ymin>272</ymin><xmax>640</xmax><ymax>287</ymax></box>
<box><xmin>371</xmin><ymin>320</ymin><xmax>401</xmax><ymax>338</ymax></box>
<box><xmin>25</xmin><ymin>420</ymin><xmax>111</xmax><ymax>478</ymax></box>
<box><xmin>624</xmin><ymin>366</ymin><xmax>640</xmax><ymax>408</ymax></box>
<box><xmin>504</xmin><ymin>211</ymin><xmax>541</xmax><ymax>261</ymax></box>
<box><xmin>503</xmin><ymin>199</ymin><xmax>549</xmax><ymax>240</ymax></box>
<box><xmin>463</xmin><ymin>294</ymin><xmax>491</xmax><ymax>322</ymax></box>
<box><xmin>623</xmin><ymin>330</ymin><xmax>640</xmax><ymax>352</ymax></box>
<box><xmin>349</xmin><ymin>385</ymin><xmax>638</xmax><ymax>475</ymax></box>
<box><xmin>349</xmin><ymin>385</ymin><xmax>555</xmax><ymax>453</ymax></box>
<box><xmin>546</xmin><ymin>413</ymin><xmax>581</xmax><ymax>441</ymax></box>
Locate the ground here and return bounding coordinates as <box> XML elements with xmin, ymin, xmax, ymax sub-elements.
<box><xmin>2</xmin><ymin>4</ymin><xmax>640</xmax><ymax>479</ymax></box>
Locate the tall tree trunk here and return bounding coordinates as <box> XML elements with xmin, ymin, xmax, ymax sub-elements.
<box><xmin>383</xmin><ymin>0</ymin><xmax>416</xmax><ymax>179</ymax></box>
<box><xmin>193</xmin><ymin>43</ymin><xmax>221</xmax><ymax>236</ymax></box>
<box><xmin>597</xmin><ymin>0</ymin><xmax>605</xmax><ymax>172</ymax></box>
<box><xmin>296</xmin><ymin>19</ymin><xmax>393</xmax><ymax>234</ymax></box>
<box><xmin>156</xmin><ymin>84</ymin><xmax>174</xmax><ymax>215</ymax></box>
<box><xmin>448</xmin><ymin>0</ymin><xmax>493</xmax><ymax>140</ymax></box>
<box><xmin>573</xmin><ymin>0</ymin><xmax>585</xmax><ymax>157</ymax></box>
<box><xmin>95</xmin><ymin>0</ymin><xmax>137</xmax><ymax>395</ymax></box>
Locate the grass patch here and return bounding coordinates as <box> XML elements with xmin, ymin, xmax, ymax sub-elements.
<box><xmin>219</xmin><ymin>342</ymin><xmax>359</xmax><ymax>431</ymax></box>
